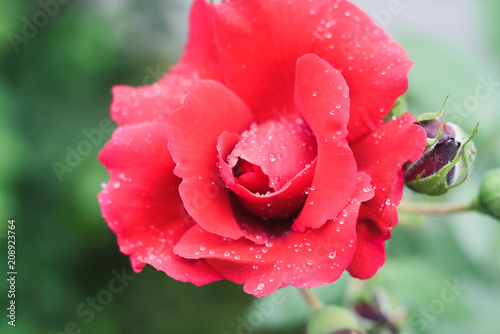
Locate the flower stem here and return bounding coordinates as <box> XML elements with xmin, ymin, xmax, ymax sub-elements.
<box><xmin>300</xmin><ymin>288</ymin><xmax>323</xmax><ymax>311</ymax></box>
<box><xmin>398</xmin><ymin>202</ymin><xmax>472</xmax><ymax>215</ymax></box>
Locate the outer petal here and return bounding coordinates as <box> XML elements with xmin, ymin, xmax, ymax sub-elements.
<box><xmin>167</xmin><ymin>80</ymin><xmax>255</xmax><ymax>240</ymax></box>
<box><xmin>111</xmin><ymin>0</ymin><xmax>220</xmax><ymax>126</ymax></box>
<box><xmin>98</xmin><ymin>122</ymin><xmax>222</xmax><ymax>285</ymax></box>
<box><xmin>346</xmin><ymin>220</ymin><xmax>391</xmax><ymax>279</ymax></box>
<box><xmin>174</xmin><ymin>173</ymin><xmax>374</xmax><ymax>297</ymax></box>
<box><xmin>210</xmin><ymin>0</ymin><xmax>412</xmax><ymax>141</ymax></box>
<box><xmin>292</xmin><ymin>54</ymin><xmax>357</xmax><ymax>232</ymax></box>
<box><xmin>353</xmin><ymin>113</ymin><xmax>426</xmax><ymax>232</ymax></box>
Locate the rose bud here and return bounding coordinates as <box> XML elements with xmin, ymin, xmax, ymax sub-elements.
<box><xmin>306</xmin><ymin>305</ymin><xmax>364</xmax><ymax>334</ymax></box>
<box><xmin>476</xmin><ymin>169</ymin><xmax>500</xmax><ymax>220</ymax></box>
<box><xmin>404</xmin><ymin>118</ymin><xmax>478</xmax><ymax>196</ymax></box>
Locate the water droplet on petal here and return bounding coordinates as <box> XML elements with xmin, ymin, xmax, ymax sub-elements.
<box><xmin>329</xmin><ymin>251</ymin><xmax>337</xmax><ymax>259</ymax></box>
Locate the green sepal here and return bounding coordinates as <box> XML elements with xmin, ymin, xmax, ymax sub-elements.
<box><xmin>447</xmin><ymin>123</ymin><xmax>478</xmax><ymax>190</ymax></box>
<box><xmin>424</xmin><ymin>120</ymin><xmax>445</xmax><ymax>152</ymax></box>
<box><xmin>418</xmin><ymin>96</ymin><xmax>448</xmax><ymax>122</ymax></box>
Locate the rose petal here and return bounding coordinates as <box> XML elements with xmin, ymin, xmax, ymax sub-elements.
<box><xmin>167</xmin><ymin>80</ymin><xmax>255</xmax><ymax>239</ymax></box>
<box><xmin>347</xmin><ymin>220</ymin><xmax>390</xmax><ymax>279</ymax></box>
<box><xmin>98</xmin><ymin>122</ymin><xmax>222</xmax><ymax>285</ymax></box>
<box><xmin>209</xmin><ymin>0</ymin><xmax>412</xmax><ymax>141</ymax></box>
<box><xmin>292</xmin><ymin>54</ymin><xmax>357</xmax><ymax>232</ymax></box>
<box><xmin>174</xmin><ymin>172</ymin><xmax>374</xmax><ymax>297</ymax></box>
<box><xmin>111</xmin><ymin>0</ymin><xmax>220</xmax><ymax>126</ymax></box>
<box><xmin>352</xmin><ymin>113</ymin><xmax>426</xmax><ymax>232</ymax></box>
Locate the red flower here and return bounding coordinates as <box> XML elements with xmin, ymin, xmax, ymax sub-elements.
<box><xmin>98</xmin><ymin>0</ymin><xmax>426</xmax><ymax>297</ymax></box>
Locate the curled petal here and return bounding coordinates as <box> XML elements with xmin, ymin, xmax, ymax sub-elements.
<box><xmin>353</xmin><ymin>113</ymin><xmax>427</xmax><ymax>232</ymax></box>
<box><xmin>167</xmin><ymin>80</ymin><xmax>255</xmax><ymax>239</ymax></box>
<box><xmin>98</xmin><ymin>122</ymin><xmax>222</xmax><ymax>285</ymax></box>
<box><xmin>292</xmin><ymin>54</ymin><xmax>357</xmax><ymax>232</ymax></box>
<box><xmin>347</xmin><ymin>220</ymin><xmax>391</xmax><ymax>279</ymax></box>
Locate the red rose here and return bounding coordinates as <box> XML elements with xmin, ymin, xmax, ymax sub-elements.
<box><xmin>98</xmin><ymin>0</ymin><xmax>426</xmax><ymax>297</ymax></box>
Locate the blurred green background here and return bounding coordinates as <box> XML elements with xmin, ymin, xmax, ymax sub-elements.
<box><xmin>0</xmin><ymin>0</ymin><xmax>499</xmax><ymax>333</ymax></box>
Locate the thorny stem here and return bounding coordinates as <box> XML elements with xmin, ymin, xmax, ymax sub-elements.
<box><xmin>397</xmin><ymin>202</ymin><xmax>472</xmax><ymax>215</ymax></box>
<box><xmin>300</xmin><ymin>288</ymin><xmax>323</xmax><ymax>311</ymax></box>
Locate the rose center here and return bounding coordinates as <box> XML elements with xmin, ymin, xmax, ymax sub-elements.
<box><xmin>217</xmin><ymin>116</ymin><xmax>318</xmax><ymax>221</ymax></box>
<box><xmin>228</xmin><ymin>117</ymin><xmax>317</xmax><ymax>194</ymax></box>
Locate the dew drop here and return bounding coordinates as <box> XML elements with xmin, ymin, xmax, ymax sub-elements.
<box><xmin>329</xmin><ymin>251</ymin><xmax>337</xmax><ymax>259</ymax></box>
<box><xmin>307</xmin><ymin>260</ymin><xmax>313</xmax><ymax>266</ymax></box>
<box><xmin>224</xmin><ymin>251</ymin><xmax>231</xmax><ymax>257</ymax></box>
<box><xmin>257</xmin><ymin>283</ymin><xmax>265</xmax><ymax>290</ymax></box>
<box><xmin>312</xmin><ymin>92</ymin><xmax>318</xmax><ymax>97</ymax></box>
<box><xmin>200</xmin><ymin>245</ymin><xmax>206</xmax><ymax>251</ymax></box>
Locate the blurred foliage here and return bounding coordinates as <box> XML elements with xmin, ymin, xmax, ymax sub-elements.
<box><xmin>0</xmin><ymin>0</ymin><xmax>499</xmax><ymax>334</ymax></box>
